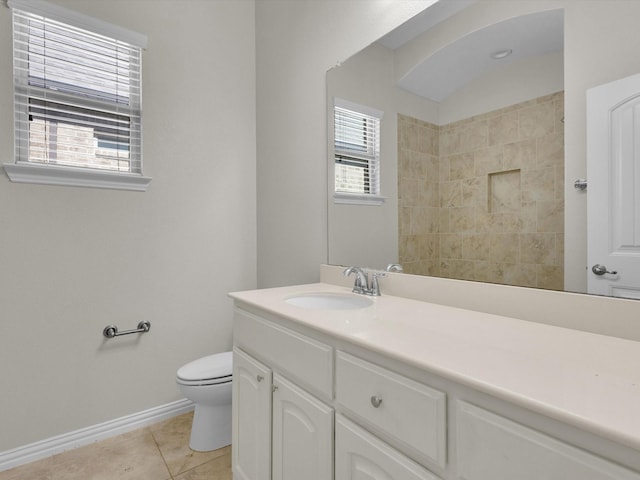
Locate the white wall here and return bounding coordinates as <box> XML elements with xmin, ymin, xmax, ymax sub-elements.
<box><xmin>0</xmin><ymin>0</ymin><xmax>256</xmax><ymax>452</ymax></box>
<box><xmin>255</xmin><ymin>0</ymin><xmax>435</xmax><ymax>287</ymax></box>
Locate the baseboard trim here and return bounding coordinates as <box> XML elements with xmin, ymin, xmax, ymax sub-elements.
<box><xmin>0</xmin><ymin>398</ymin><xmax>194</xmax><ymax>472</ymax></box>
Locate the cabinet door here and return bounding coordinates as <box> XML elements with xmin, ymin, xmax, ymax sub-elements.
<box><xmin>272</xmin><ymin>373</ymin><xmax>334</xmax><ymax>480</ymax></box>
<box><xmin>336</xmin><ymin>415</ymin><xmax>440</xmax><ymax>480</ymax></box>
<box><xmin>232</xmin><ymin>347</ymin><xmax>272</xmax><ymax>480</ymax></box>
<box><xmin>456</xmin><ymin>401</ymin><xmax>640</xmax><ymax>480</ymax></box>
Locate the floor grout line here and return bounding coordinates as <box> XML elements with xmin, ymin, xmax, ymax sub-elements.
<box><xmin>149</xmin><ymin>427</ymin><xmax>174</xmax><ymax>480</ymax></box>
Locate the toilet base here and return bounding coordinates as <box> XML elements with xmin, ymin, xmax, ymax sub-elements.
<box><xmin>189</xmin><ymin>402</ymin><xmax>232</xmax><ymax>452</ymax></box>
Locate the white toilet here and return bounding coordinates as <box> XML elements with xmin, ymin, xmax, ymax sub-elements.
<box><xmin>176</xmin><ymin>351</ymin><xmax>233</xmax><ymax>452</ymax></box>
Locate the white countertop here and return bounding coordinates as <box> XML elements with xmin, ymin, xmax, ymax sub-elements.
<box><xmin>229</xmin><ymin>282</ymin><xmax>640</xmax><ymax>452</ymax></box>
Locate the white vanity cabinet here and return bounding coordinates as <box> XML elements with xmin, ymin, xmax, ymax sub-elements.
<box><xmin>232</xmin><ymin>308</ymin><xmax>334</xmax><ymax>480</ymax></box>
<box><xmin>231</xmin><ymin>289</ymin><xmax>640</xmax><ymax>480</ymax></box>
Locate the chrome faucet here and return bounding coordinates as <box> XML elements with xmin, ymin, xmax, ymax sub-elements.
<box><xmin>343</xmin><ymin>266</ymin><xmax>385</xmax><ymax>296</ymax></box>
<box><xmin>343</xmin><ymin>266</ymin><xmax>369</xmax><ymax>294</ymax></box>
<box><xmin>385</xmin><ymin>263</ymin><xmax>403</xmax><ymax>273</ymax></box>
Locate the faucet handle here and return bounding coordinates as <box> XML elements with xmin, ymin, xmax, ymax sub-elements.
<box><xmin>385</xmin><ymin>263</ymin><xmax>403</xmax><ymax>272</ymax></box>
<box><xmin>369</xmin><ymin>271</ymin><xmax>386</xmax><ymax>296</ymax></box>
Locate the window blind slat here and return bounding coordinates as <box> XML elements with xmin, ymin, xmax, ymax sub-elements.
<box><xmin>12</xmin><ymin>7</ymin><xmax>143</xmax><ymax>174</ymax></box>
<box><xmin>334</xmin><ymin>102</ymin><xmax>381</xmax><ymax>196</ymax></box>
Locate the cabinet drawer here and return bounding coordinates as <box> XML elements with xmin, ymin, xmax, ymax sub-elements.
<box><xmin>336</xmin><ymin>351</ymin><xmax>447</xmax><ymax>468</ymax></box>
<box><xmin>336</xmin><ymin>415</ymin><xmax>440</xmax><ymax>480</ymax></box>
<box><xmin>234</xmin><ymin>308</ymin><xmax>333</xmax><ymax>399</ymax></box>
<box><xmin>456</xmin><ymin>401</ymin><xmax>640</xmax><ymax>480</ymax></box>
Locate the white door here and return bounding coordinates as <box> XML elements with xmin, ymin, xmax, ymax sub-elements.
<box><xmin>587</xmin><ymin>72</ymin><xmax>640</xmax><ymax>298</ymax></box>
<box><xmin>272</xmin><ymin>373</ymin><xmax>333</xmax><ymax>480</ymax></box>
<box><xmin>232</xmin><ymin>348</ymin><xmax>272</xmax><ymax>480</ymax></box>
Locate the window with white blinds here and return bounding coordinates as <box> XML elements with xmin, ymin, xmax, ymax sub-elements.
<box><xmin>333</xmin><ymin>99</ymin><xmax>384</xmax><ymax>204</ymax></box>
<box><xmin>5</xmin><ymin>0</ymin><xmax>151</xmax><ymax>191</ymax></box>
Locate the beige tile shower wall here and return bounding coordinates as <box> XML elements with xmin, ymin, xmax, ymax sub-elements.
<box><xmin>399</xmin><ymin>92</ymin><xmax>564</xmax><ymax>290</ymax></box>
<box><xmin>398</xmin><ymin>114</ymin><xmax>441</xmax><ymax>276</ymax></box>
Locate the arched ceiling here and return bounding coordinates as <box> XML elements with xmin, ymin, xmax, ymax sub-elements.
<box><xmin>378</xmin><ymin>3</ymin><xmax>564</xmax><ymax>102</ymax></box>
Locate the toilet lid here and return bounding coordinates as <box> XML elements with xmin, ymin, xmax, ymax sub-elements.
<box><xmin>177</xmin><ymin>351</ymin><xmax>232</xmax><ymax>382</ymax></box>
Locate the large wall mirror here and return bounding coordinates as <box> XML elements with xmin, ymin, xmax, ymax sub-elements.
<box><xmin>327</xmin><ymin>0</ymin><xmax>640</xmax><ymax>299</ymax></box>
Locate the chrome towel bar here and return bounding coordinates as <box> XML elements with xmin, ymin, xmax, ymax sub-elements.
<box><xmin>103</xmin><ymin>321</ymin><xmax>151</xmax><ymax>339</ymax></box>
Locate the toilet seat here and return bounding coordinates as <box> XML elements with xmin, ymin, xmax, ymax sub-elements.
<box><xmin>176</xmin><ymin>375</ymin><xmax>232</xmax><ymax>387</ymax></box>
<box><xmin>176</xmin><ymin>351</ymin><xmax>232</xmax><ymax>386</ymax></box>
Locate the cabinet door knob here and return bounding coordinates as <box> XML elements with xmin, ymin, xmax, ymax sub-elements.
<box><xmin>370</xmin><ymin>395</ymin><xmax>383</xmax><ymax>408</ymax></box>
<box><xmin>272</xmin><ymin>385</ymin><xmax>279</xmax><ymax>393</ymax></box>
<box><xmin>257</xmin><ymin>375</ymin><xmax>264</xmax><ymax>382</ymax></box>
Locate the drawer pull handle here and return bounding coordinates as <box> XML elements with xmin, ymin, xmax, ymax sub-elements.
<box><xmin>257</xmin><ymin>375</ymin><xmax>264</xmax><ymax>382</ymax></box>
<box><xmin>370</xmin><ymin>395</ymin><xmax>383</xmax><ymax>408</ymax></box>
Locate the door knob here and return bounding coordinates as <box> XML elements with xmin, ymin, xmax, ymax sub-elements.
<box><xmin>592</xmin><ymin>264</ymin><xmax>617</xmax><ymax>276</ymax></box>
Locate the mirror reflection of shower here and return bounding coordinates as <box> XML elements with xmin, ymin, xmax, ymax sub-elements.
<box><xmin>328</xmin><ymin>6</ymin><xmax>565</xmax><ymax>292</ymax></box>
<box><xmin>398</xmin><ymin>91</ymin><xmax>564</xmax><ymax>290</ymax></box>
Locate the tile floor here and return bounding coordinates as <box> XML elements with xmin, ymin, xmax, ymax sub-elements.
<box><xmin>0</xmin><ymin>412</ymin><xmax>231</xmax><ymax>480</ymax></box>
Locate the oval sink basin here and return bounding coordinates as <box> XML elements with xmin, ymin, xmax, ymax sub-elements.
<box><xmin>285</xmin><ymin>293</ymin><xmax>373</xmax><ymax>310</ymax></box>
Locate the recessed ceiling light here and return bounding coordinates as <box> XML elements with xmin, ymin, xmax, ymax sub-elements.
<box><xmin>491</xmin><ymin>49</ymin><xmax>513</xmax><ymax>60</ymax></box>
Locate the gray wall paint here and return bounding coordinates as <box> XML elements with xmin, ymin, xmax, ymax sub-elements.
<box><xmin>255</xmin><ymin>0</ymin><xmax>432</xmax><ymax>288</ymax></box>
<box><xmin>0</xmin><ymin>0</ymin><xmax>256</xmax><ymax>451</ymax></box>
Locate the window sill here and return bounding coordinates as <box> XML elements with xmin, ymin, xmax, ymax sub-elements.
<box><xmin>333</xmin><ymin>192</ymin><xmax>386</xmax><ymax>206</ymax></box>
<box><xmin>3</xmin><ymin>163</ymin><xmax>152</xmax><ymax>191</ymax></box>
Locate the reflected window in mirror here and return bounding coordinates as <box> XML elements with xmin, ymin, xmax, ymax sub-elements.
<box><xmin>333</xmin><ymin>98</ymin><xmax>384</xmax><ymax>205</ymax></box>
